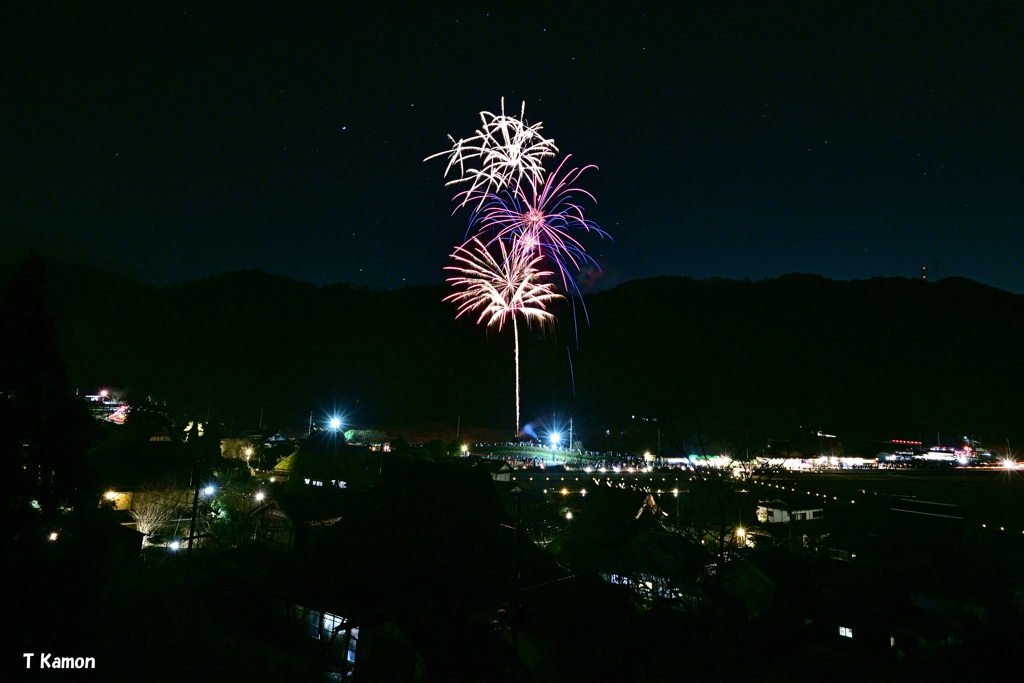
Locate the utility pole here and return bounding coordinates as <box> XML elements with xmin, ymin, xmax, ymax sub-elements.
<box><xmin>510</xmin><ymin>487</ymin><xmax>522</xmax><ymax>681</ymax></box>
<box><xmin>180</xmin><ymin>435</ymin><xmax>203</xmax><ymax>638</ymax></box>
<box><xmin>186</xmin><ymin>435</ymin><xmax>203</xmax><ymax>557</ymax></box>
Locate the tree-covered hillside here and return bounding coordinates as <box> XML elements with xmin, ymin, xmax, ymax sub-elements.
<box><xmin>2</xmin><ymin>259</ymin><xmax>1021</xmax><ymax>450</ymax></box>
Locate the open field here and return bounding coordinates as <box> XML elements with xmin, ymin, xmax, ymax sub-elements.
<box><xmin>758</xmin><ymin>468</ymin><xmax>1024</xmax><ymax>516</ymax></box>
<box><xmin>750</xmin><ymin>468</ymin><xmax>1024</xmax><ymax>559</ymax></box>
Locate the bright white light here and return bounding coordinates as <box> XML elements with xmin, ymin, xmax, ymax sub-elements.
<box><xmin>48</xmin><ymin>531</ymin><xmax>58</xmax><ymax>542</ymax></box>
<box><xmin>565</xmin><ymin>511</ymin><xmax>573</xmax><ymax>520</ymax></box>
<box><xmin>255</xmin><ymin>492</ymin><xmax>265</xmax><ymax>502</ymax></box>
<box><xmin>550</xmin><ymin>432</ymin><xmax>561</xmax><ymax>447</ymax></box>
<box><xmin>203</xmin><ymin>486</ymin><xmax>214</xmax><ymax>496</ymax></box>
<box><xmin>170</xmin><ymin>540</ymin><xmax>180</xmax><ymax>551</ymax></box>
<box><xmin>329</xmin><ymin>417</ymin><xmax>342</xmax><ymax>430</ymax></box>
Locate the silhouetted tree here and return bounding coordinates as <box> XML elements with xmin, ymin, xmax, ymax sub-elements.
<box><xmin>0</xmin><ymin>251</ymin><xmax>98</xmax><ymax>525</ymax></box>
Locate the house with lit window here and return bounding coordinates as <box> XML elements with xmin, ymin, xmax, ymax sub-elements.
<box><xmin>549</xmin><ymin>487</ymin><xmax>713</xmax><ymax>612</ymax></box>
<box><xmin>279</xmin><ymin>428</ymin><xmax>379</xmax><ymax>491</ymax></box>
<box><xmin>291</xmin><ymin>603</ymin><xmax>367</xmax><ymax>680</ymax></box>
<box><xmin>474</xmin><ymin>458</ymin><xmax>513</xmax><ymax>482</ymax></box>
<box><xmin>757</xmin><ymin>497</ymin><xmax>825</xmax><ymax>524</ymax></box>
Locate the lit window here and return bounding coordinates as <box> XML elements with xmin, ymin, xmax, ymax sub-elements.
<box><xmin>839</xmin><ymin>626</ymin><xmax>853</xmax><ymax>638</ymax></box>
<box><xmin>347</xmin><ymin>626</ymin><xmax>359</xmax><ymax>663</ymax></box>
<box><xmin>310</xmin><ymin>609</ymin><xmax>350</xmax><ymax>640</ymax></box>
<box><xmin>308</xmin><ymin>611</ymin><xmax>359</xmax><ymax>667</ymax></box>
<box><xmin>323</xmin><ymin>611</ymin><xmax>346</xmax><ymax>634</ymax></box>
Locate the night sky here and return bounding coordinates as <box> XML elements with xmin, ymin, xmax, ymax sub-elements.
<box><xmin>3</xmin><ymin>2</ymin><xmax>1022</xmax><ymax>294</ymax></box>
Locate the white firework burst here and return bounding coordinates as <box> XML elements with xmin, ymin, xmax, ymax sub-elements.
<box><xmin>425</xmin><ymin>98</ymin><xmax>558</xmax><ymax>208</ymax></box>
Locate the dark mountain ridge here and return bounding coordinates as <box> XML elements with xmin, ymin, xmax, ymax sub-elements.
<box><xmin>3</xmin><ymin>258</ymin><xmax>1021</xmax><ymax>451</ymax></box>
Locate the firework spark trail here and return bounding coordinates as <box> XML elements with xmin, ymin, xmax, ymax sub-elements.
<box><xmin>566</xmin><ymin>344</ymin><xmax>576</xmax><ymax>397</ymax></box>
<box><xmin>444</xmin><ymin>237</ymin><xmax>562</xmax><ymax>434</ymax></box>
<box><xmin>424</xmin><ymin>98</ymin><xmax>558</xmax><ymax>208</ymax></box>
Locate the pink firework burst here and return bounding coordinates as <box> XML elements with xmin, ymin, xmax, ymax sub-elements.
<box><xmin>468</xmin><ymin>154</ymin><xmax>610</xmax><ymax>297</ymax></box>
